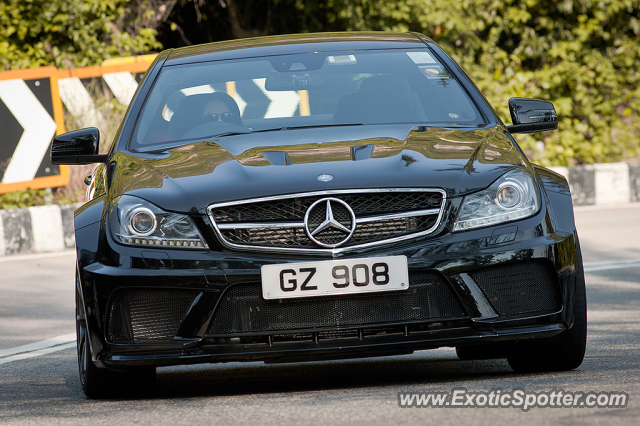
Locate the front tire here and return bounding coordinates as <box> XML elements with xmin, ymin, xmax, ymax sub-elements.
<box><xmin>507</xmin><ymin>247</ymin><xmax>587</xmax><ymax>373</ymax></box>
<box><xmin>76</xmin><ymin>274</ymin><xmax>155</xmax><ymax>398</ymax></box>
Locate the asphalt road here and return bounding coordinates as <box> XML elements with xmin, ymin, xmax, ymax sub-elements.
<box><xmin>0</xmin><ymin>204</ymin><xmax>639</xmax><ymax>425</ymax></box>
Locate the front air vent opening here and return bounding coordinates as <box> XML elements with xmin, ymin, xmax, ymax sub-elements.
<box><xmin>106</xmin><ymin>289</ymin><xmax>200</xmax><ymax>344</ymax></box>
<box><xmin>469</xmin><ymin>259</ymin><xmax>562</xmax><ymax>317</ymax></box>
<box><xmin>207</xmin><ymin>271</ymin><xmax>467</xmax><ymax>336</ymax></box>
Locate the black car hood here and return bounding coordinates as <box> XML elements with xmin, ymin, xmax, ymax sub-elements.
<box><xmin>112</xmin><ymin>124</ymin><xmax>527</xmax><ymax>214</ymax></box>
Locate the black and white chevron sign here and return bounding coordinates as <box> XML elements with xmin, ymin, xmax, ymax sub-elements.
<box><xmin>0</xmin><ymin>55</ymin><xmax>308</xmax><ymax>193</ymax></box>
<box><xmin>0</xmin><ymin>75</ymin><xmax>60</xmax><ymax>185</ymax></box>
<box><xmin>57</xmin><ymin>71</ymin><xmax>145</xmax><ymax>129</ymax></box>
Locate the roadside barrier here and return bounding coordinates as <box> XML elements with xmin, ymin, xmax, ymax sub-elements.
<box><xmin>0</xmin><ymin>203</ymin><xmax>80</xmax><ymax>255</ymax></box>
<box><xmin>549</xmin><ymin>163</ymin><xmax>640</xmax><ymax>205</ymax></box>
<box><xmin>0</xmin><ymin>55</ymin><xmax>155</xmax><ymax>194</ymax></box>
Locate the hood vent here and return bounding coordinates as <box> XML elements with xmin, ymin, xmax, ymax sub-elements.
<box><xmin>350</xmin><ymin>144</ymin><xmax>374</xmax><ymax>161</ymax></box>
<box><xmin>262</xmin><ymin>151</ymin><xmax>292</xmax><ymax>166</ymax></box>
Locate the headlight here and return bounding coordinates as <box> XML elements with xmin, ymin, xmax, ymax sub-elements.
<box><xmin>453</xmin><ymin>169</ymin><xmax>540</xmax><ymax>231</ymax></box>
<box><xmin>109</xmin><ymin>195</ymin><xmax>208</xmax><ymax>249</ymax></box>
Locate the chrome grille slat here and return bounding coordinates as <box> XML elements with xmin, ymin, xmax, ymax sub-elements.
<box><xmin>207</xmin><ymin>188</ymin><xmax>446</xmax><ymax>254</ymax></box>
<box><xmin>217</xmin><ymin>222</ymin><xmax>305</xmax><ymax>229</ymax></box>
<box><xmin>216</xmin><ymin>208</ymin><xmax>441</xmax><ymax>230</ymax></box>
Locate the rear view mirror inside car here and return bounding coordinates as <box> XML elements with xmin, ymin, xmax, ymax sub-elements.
<box><xmin>265</xmin><ymin>73</ymin><xmax>327</xmax><ymax>91</ymax></box>
<box><xmin>268</xmin><ymin>53</ymin><xmax>326</xmax><ymax>72</ymax></box>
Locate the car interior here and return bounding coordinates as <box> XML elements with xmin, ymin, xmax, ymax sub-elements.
<box><xmin>131</xmin><ymin>49</ymin><xmax>481</xmax><ymax>149</ymax></box>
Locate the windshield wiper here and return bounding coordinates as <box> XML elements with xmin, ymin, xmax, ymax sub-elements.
<box><xmin>205</xmin><ymin>123</ymin><xmax>366</xmax><ymax>139</ymax></box>
<box><xmin>210</xmin><ymin>130</ymin><xmax>253</xmax><ymax>138</ymax></box>
<box><xmin>249</xmin><ymin>123</ymin><xmax>364</xmax><ymax>133</ymax></box>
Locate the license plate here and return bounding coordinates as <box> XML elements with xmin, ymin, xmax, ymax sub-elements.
<box><xmin>261</xmin><ymin>255</ymin><xmax>408</xmax><ymax>300</ymax></box>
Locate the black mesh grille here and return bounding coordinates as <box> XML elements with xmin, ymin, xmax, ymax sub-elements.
<box><xmin>211</xmin><ymin>191</ymin><xmax>443</xmax><ymax>250</ymax></box>
<box><xmin>107</xmin><ymin>289</ymin><xmax>199</xmax><ymax>343</ymax></box>
<box><xmin>221</xmin><ymin>227</ymin><xmax>310</xmax><ymax>248</ymax></box>
<box><xmin>211</xmin><ymin>191</ymin><xmax>443</xmax><ymax>223</ymax></box>
<box><xmin>207</xmin><ymin>272</ymin><xmax>466</xmax><ymax>335</ymax></box>
<box><xmin>469</xmin><ymin>260</ymin><xmax>562</xmax><ymax>316</ymax></box>
<box><xmin>348</xmin><ymin>216</ymin><xmax>437</xmax><ymax>245</ymax></box>
<box><xmin>220</xmin><ymin>216</ymin><xmax>439</xmax><ymax>248</ymax></box>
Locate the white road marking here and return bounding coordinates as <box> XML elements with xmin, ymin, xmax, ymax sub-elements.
<box><xmin>0</xmin><ymin>249</ymin><xmax>75</xmax><ymax>263</ymax></box>
<box><xmin>0</xmin><ymin>79</ymin><xmax>58</xmax><ymax>184</ymax></box>
<box><xmin>0</xmin><ymin>255</ymin><xmax>635</xmax><ymax>366</ymax></box>
<box><xmin>584</xmin><ymin>259</ymin><xmax>640</xmax><ymax>273</ymax></box>
<box><xmin>0</xmin><ymin>333</ymin><xmax>76</xmax><ymax>365</ymax></box>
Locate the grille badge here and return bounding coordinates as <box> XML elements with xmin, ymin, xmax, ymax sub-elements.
<box><xmin>304</xmin><ymin>198</ymin><xmax>356</xmax><ymax>248</ymax></box>
<box><xmin>317</xmin><ymin>174</ymin><xmax>333</xmax><ymax>182</ymax></box>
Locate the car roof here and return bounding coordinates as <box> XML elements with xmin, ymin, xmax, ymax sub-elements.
<box><xmin>164</xmin><ymin>32</ymin><xmax>433</xmax><ymax>66</ymax></box>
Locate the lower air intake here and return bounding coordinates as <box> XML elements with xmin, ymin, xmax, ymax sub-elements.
<box><xmin>107</xmin><ymin>289</ymin><xmax>199</xmax><ymax>343</ymax></box>
<box><xmin>469</xmin><ymin>259</ymin><xmax>562</xmax><ymax>316</ymax></box>
<box><xmin>207</xmin><ymin>272</ymin><xmax>466</xmax><ymax>335</ymax></box>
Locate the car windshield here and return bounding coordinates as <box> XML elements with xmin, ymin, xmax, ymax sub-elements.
<box><xmin>131</xmin><ymin>48</ymin><xmax>483</xmax><ymax>149</ymax></box>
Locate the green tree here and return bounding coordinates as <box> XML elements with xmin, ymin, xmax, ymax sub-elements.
<box><xmin>2</xmin><ymin>0</ymin><xmax>639</xmax><ymax>166</ymax></box>
<box><xmin>156</xmin><ymin>0</ymin><xmax>640</xmax><ymax>165</ymax></box>
<box><xmin>0</xmin><ymin>0</ymin><xmax>161</xmax><ymax>69</ymax></box>
<box><xmin>329</xmin><ymin>0</ymin><xmax>640</xmax><ymax>166</ymax></box>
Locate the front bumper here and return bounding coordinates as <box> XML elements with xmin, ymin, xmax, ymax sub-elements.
<box><xmin>106</xmin><ymin>323</ymin><xmax>567</xmax><ymax>367</ymax></box>
<box><xmin>78</xmin><ymin>204</ymin><xmax>580</xmax><ymax>369</ymax></box>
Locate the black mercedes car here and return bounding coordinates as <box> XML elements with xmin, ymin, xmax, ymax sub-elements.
<box><xmin>51</xmin><ymin>32</ymin><xmax>586</xmax><ymax>398</ymax></box>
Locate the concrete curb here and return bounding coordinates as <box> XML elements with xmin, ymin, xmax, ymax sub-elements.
<box><xmin>0</xmin><ymin>161</ymin><xmax>639</xmax><ymax>255</ymax></box>
<box><xmin>548</xmin><ymin>162</ymin><xmax>640</xmax><ymax>206</ymax></box>
<box><xmin>0</xmin><ymin>203</ymin><xmax>81</xmax><ymax>256</ymax></box>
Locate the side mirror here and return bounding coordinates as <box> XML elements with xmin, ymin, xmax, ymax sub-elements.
<box><xmin>506</xmin><ymin>98</ymin><xmax>558</xmax><ymax>134</ymax></box>
<box><xmin>50</xmin><ymin>128</ymin><xmax>108</xmax><ymax>165</ymax></box>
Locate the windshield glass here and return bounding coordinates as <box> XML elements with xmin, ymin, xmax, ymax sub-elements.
<box><xmin>131</xmin><ymin>48</ymin><xmax>483</xmax><ymax>149</ymax></box>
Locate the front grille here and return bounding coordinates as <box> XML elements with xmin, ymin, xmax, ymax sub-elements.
<box><xmin>207</xmin><ymin>271</ymin><xmax>466</xmax><ymax>335</ymax></box>
<box><xmin>107</xmin><ymin>289</ymin><xmax>199</xmax><ymax>343</ymax></box>
<box><xmin>209</xmin><ymin>189</ymin><xmax>445</xmax><ymax>252</ymax></box>
<box><xmin>469</xmin><ymin>260</ymin><xmax>562</xmax><ymax>316</ymax></box>
<box><xmin>220</xmin><ymin>216</ymin><xmax>439</xmax><ymax>248</ymax></box>
<box><xmin>211</xmin><ymin>191</ymin><xmax>442</xmax><ymax>223</ymax></box>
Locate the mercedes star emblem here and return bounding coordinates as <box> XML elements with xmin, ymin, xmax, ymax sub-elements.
<box><xmin>304</xmin><ymin>198</ymin><xmax>356</xmax><ymax>248</ymax></box>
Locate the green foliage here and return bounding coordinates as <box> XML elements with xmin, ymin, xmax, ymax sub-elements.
<box><xmin>0</xmin><ymin>0</ymin><xmax>161</xmax><ymax>69</ymax></box>
<box><xmin>0</xmin><ymin>188</ymin><xmax>50</xmax><ymax>209</ymax></box>
<box><xmin>157</xmin><ymin>0</ymin><xmax>640</xmax><ymax>166</ymax></box>
<box><xmin>52</xmin><ymin>188</ymin><xmax>86</xmax><ymax>205</ymax></box>
<box><xmin>327</xmin><ymin>0</ymin><xmax>640</xmax><ymax>166</ymax></box>
<box><xmin>1</xmin><ymin>0</ymin><xmax>638</xmax><ymax>172</ymax></box>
